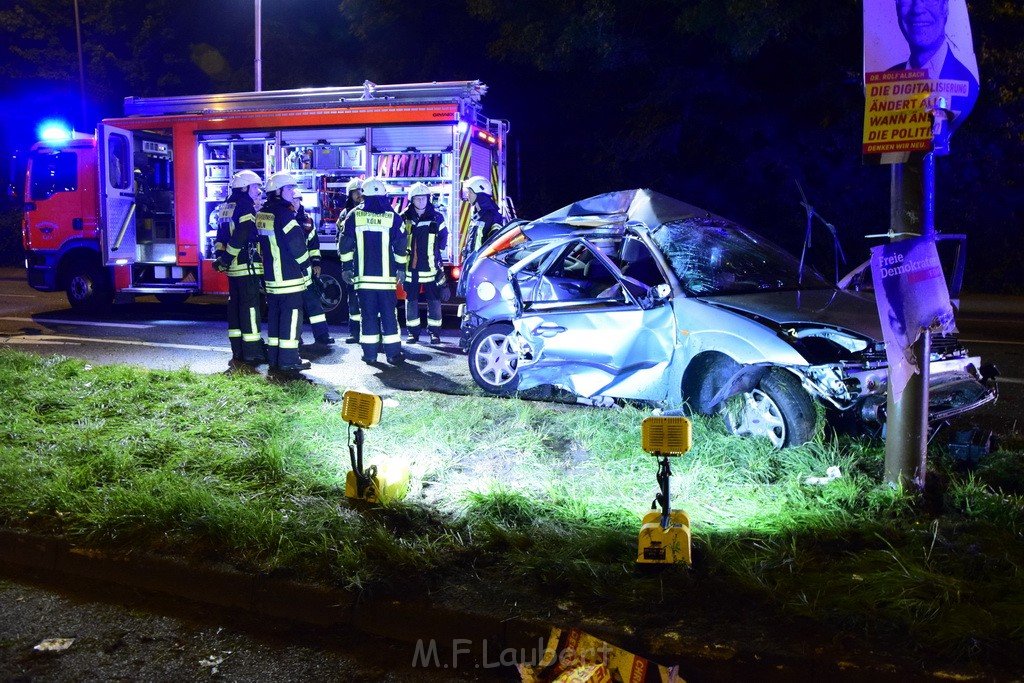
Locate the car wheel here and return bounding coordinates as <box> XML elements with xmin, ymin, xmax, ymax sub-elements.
<box><xmin>468</xmin><ymin>322</ymin><xmax>520</xmax><ymax>395</ymax></box>
<box><xmin>721</xmin><ymin>368</ymin><xmax>817</xmax><ymax>447</ymax></box>
<box><xmin>317</xmin><ymin>261</ymin><xmax>348</xmax><ymax>323</ymax></box>
<box><xmin>65</xmin><ymin>259</ymin><xmax>114</xmax><ymax>313</ymax></box>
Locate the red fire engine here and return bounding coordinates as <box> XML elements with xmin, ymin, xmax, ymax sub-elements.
<box><xmin>21</xmin><ymin>80</ymin><xmax>509</xmax><ymax>319</ymax></box>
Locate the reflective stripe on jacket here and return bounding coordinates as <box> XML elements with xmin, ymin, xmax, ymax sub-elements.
<box><xmin>215</xmin><ymin>190</ymin><xmax>264</xmax><ymax>277</ymax></box>
<box><xmin>340</xmin><ymin>198</ymin><xmax>408</xmax><ymax>291</ymax></box>
<box><xmin>402</xmin><ymin>203</ymin><xmax>447</xmax><ymax>278</ymax></box>
<box><xmin>257</xmin><ymin>196</ymin><xmax>310</xmax><ymax>295</ymax></box>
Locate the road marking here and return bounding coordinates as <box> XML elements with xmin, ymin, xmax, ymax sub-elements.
<box><xmin>2</xmin><ymin>294</ymin><xmax>40</xmax><ymax>298</ymax></box>
<box><xmin>0</xmin><ymin>316</ymin><xmax>153</xmax><ymax>329</ymax></box>
<box><xmin>1</xmin><ymin>334</ymin><xmax>229</xmax><ymax>354</ymax></box>
<box><xmin>997</xmin><ymin>377</ymin><xmax>1024</xmax><ymax>385</ymax></box>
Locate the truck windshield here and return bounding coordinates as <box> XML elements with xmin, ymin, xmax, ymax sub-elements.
<box><xmin>29</xmin><ymin>151</ymin><xmax>77</xmax><ymax>200</ymax></box>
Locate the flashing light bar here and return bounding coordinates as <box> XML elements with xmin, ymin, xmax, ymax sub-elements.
<box><xmin>38</xmin><ymin>121</ymin><xmax>73</xmax><ymax>144</ymax></box>
<box><xmin>474</xmin><ymin>129</ymin><xmax>497</xmax><ymax>146</ymax></box>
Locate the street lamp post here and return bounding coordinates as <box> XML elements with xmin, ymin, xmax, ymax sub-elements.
<box><xmin>73</xmin><ymin>0</ymin><xmax>87</xmax><ymax>128</ymax></box>
<box><xmin>254</xmin><ymin>0</ymin><xmax>262</xmax><ymax>91</ymax></box>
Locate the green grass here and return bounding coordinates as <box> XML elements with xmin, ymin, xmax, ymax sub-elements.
<box><xmin>1</xmin><ymin>348</ymin><xmax>1022</xmax><ymax>666</ymax></box>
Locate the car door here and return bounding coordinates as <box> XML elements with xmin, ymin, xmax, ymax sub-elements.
<box><xmin>510</xmin><ymin>240</ymin><xmax>677</xmax><ymax>400</ymax></box>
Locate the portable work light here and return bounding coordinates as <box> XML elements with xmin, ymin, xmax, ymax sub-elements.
<box><xmin>637</xmin><ymin>416</ymin><xmax>692</xmax><ymax>565</ymax></box>
<box><xmin>342</xmin><ymin>390</ymin><xmax>381</xmax><ymax>429</ymax></box>
<box><xmin>342</xmin><ymin>390</ymin><xmax>409</xmax><ymax>504</ymax></box>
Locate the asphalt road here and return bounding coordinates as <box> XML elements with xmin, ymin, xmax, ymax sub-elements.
<box><xmin>0</xmin><ymin>268</ymin><xmax>478</xmax><ymax>400</ymax></box>
<box><xmin>0</xmin><ymin>571</ymin><xmax>506</xmax><ymax>682</ymax></box>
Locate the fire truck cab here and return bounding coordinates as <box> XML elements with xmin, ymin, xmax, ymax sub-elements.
<box><xmin>22</xmin><ymin>80</ymin><xmax>508</xmax><ymax>318</ymax></box>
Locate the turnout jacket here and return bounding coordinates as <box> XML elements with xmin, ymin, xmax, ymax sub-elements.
<box><xmin>463</xmin><ymin>193</ymin><xmax>506</xmax><ymax>260</ymax></box>
<box><xmin>214</xmin><ymin>190</ymin><xmax>263</xmax><ymax>277</ymax></box>
<box><xmin>340</xmin><ymin>196</ymin><xmax>408</xmax><ymax>290</ymax></box>
<box><xmin>401</xmin><ymin>203</ymin><xmax>447</xmax><ymax>278</ymax></box>
<box><xmin>257</xmin><ymin>195</ymin><xmax>310</xmax><ymax>295</ymax></box>
<box><xmin>298</xmin><ymin>204</ymin><xmax>321</xmax><ymax>269</ymax></box>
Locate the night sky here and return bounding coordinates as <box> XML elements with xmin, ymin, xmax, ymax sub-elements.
<box><xmin>1</xmin><ymin>0</ymin><xmax>1021</xmax><ymax>291</ymax></box>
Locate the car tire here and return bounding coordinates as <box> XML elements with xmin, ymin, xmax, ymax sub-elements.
<box><xmin>468</xmin><ymin>322</ymin><xmax>520</xmax><ymax>395</ymax></box>
<box><xmin>317</xmin><ymin>261</ymin><xmax>348</xmax><ymax>323</ymax></box>
<box><xmin>721</xmin><ymin>368</ymin><xmax>817</xmax><ymax>448</ymax></box>
<box><xmin>65</xmin><ymin>259</ymin><xmax>114</xmax><ymax>313</ymax></box>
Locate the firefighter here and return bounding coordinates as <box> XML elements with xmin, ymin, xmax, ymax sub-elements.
<box><xmin>460</xmin><ymin>175</ymin><xmax>506</xmax><ymax>265</ymax></box>
<box><xmin>401</xmin><ymin>182</ymin><xmax>448</xmax><ymax>345</ymax></box>
<box><xmin>339</xmin><ymin>177</ymin><xmax>408</xmax><ymax>364</ymax></box>
<box><xmin>340</xmin><ymin>177</ymin><xmax>364</xmax><ymax>344</ymax></box>
<box><xmin>257</xmin><ymin>172</ymin><xmax>312</xmax><ymax>375</ymax></box>
<box><xmin>292</xmin><ymin>192</ymin><xmax>335</xmax><ymax>346</ymax></box>
<box><xmin>213</xmin><ymin>169</ymin><xmax>266</xmax><ymax>370</ymax></box>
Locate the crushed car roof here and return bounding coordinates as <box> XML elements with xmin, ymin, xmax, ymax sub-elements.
<box><xmin>533</xmin><ymin>188</ymin><xmax>731</xmax><ymax>230</ymax></box>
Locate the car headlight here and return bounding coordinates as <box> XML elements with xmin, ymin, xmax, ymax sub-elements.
<box><xmin>476</xmin><ymin>281</ymin><xmax>497</xmax><ymax>302</ymax></box>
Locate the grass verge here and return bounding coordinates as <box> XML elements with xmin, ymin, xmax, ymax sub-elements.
<box><xmin>1</xmin><ymin>348</ymin><xmax>1022</xmax><ymax>667</ymax></box>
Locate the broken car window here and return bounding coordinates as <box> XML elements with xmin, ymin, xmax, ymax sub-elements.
<box><xmin>652</xmin><ymin>218</ymin><xmax>831</xmax><ymax>295</ymax></box>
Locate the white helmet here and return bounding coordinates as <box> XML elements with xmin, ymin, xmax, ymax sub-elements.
<box><xmin>345</xmin><ymin>177</ymin><xmax>363</xmax><ymax>195</ymax></box>
<box><xmin>266</xmin><ymin>171</ymin><xmax>298</xmax><ymax>193</ymax></box>
<box><xmin>230</xmin><ymin>170</ymin><xmax>262</xmax><ymax>189</ymax></box>
<box><xmin>462</xmin><ymin>175</ymin><xmax>492</xmax><ymax>195</ymax></box>
<box><xmin>406</xmin><ymin>182</ymin><xmax>431</xmax><ymax>200</ymax></box>
<box><xmin>361</xmin><ymin>177</ymin><xmax>389</xmax><ymax>197</ymax></box>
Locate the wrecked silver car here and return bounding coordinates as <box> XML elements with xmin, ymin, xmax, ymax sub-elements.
<box><xmin>460</xmin><ymin>189</ymin><xmax>995</xmax><ymax>447</ymax></box>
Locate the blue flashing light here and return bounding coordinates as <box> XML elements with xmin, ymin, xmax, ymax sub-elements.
<box><xmin>456</xmin><ymin>121</ymin><xmax>469</xmax><ymax>134</ymax></box>
<box><xmin>38</xmin><ymin>120</ymin><xmax>73</xmax><ymax>144</ymax></box>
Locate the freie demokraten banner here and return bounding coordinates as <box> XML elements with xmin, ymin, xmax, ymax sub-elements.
<box><xmin>862</xmin><ymin>0</ymin><xmax>979</xmax><ymax>161</ymax></box>
<box><xmin>869</xmin><ymin>236</ymin><xmax>956</xmax><ymax>402</ymax></box>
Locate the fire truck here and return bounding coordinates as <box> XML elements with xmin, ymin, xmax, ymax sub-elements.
<box><xmin>21</xmin><ymin>80</ymin><xmax>509</xmax><ymax>319</ymax></box>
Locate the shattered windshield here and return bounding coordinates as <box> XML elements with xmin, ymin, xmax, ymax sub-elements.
<box><xmin>651</xmin><ymin>218</ymin><xmax>832</xmax><ymax>295</ymax></box>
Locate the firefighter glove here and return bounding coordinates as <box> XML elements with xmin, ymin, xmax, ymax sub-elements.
<box><xmin>213</xmin><ymin>255</ymin><xmax>231</xmax><ymax>273</ymax></box>
<box><xmin>396</xmin><ymin>269</ymin><xmax>406</xmax><ymax>285</ymax></box>
<box><xmin>342</xmin><ymin>269</ymin><xmax>354</xmax><ymax>285</ymax></box>
<box><xmin>434</xmin><ymin>271</ymin><xmax>447</xmax><ymax>287</ymax></box>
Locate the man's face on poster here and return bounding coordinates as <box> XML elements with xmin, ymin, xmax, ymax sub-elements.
<box><xmin>896</xmin><ymin>0</ymin><xmax>948</xmax><ymax>59</ymax></box>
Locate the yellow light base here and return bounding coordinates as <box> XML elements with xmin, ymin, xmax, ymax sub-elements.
<box><xmin>637</xmin><ymin>510</ymin><xmax>692</xmax><ymax>565</ymax></box>
<box><xmin>345</xmin><ymin>459</ymin><xmax>411</xmax><ymax>504</ymax></box>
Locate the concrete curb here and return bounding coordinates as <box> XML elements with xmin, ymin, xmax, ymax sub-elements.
<box><xmin>0</xmin><ymin>528</ymin><xmax>999</xmax><ymax>681</ymax></box>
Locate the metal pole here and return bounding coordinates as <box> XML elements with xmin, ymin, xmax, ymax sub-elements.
<box><xmin>73</xmin><ymin>0</ymin><xmax>87</xmax><ymax>129</ymax></box>
<box><xmin>254</xmin><ymin>0</ymin><xmax>262</xmax><ymax>91</ymax></box>
<box><xmin>883</xmin><ymin>153</ymin><xmax>935</xmax><ymax>492</ymax></box>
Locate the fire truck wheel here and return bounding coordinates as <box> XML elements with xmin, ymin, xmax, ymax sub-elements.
<box><xmin>65</xmin><ymin>261</ymin><xmax>113</xmax><ymax>313</ymax></box>
<box><xmin>468</xmin><ymin>322</ymin><xmax>520</xmax><ymax>395</ymax></box>
<box><xmin>317</xmin><ymin>261</ymin><xmax>348</xmax><ymax>323</ymax></box>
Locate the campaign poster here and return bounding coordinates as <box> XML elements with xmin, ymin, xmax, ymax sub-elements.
<box><xmin>870</xmin><ymin>235</ymin><xmax>956</xmax><ymax>402</ymax></box>
<box><xmin>863</xmin><ymin>0</ymin><xmax>979</xmax><ymax>161</ymax></box>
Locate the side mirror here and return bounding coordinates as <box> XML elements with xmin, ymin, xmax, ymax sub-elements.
<box><xmin>652</xmin><ymin>283</ymin><xmax>671</xmax><ymax>303</ymax></box>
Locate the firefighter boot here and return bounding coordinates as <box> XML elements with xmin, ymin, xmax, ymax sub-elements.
<box><xmin>242</xmin><ymin>339</ymin><xmax>267</xmax><ymax>366</ymax></box>
<box><xmin>346</xmin><ymin>320</ymin><xmax>360</xmax><ymax>344</ymax></box>
<box><xmin>311</xmin><ymin>319</ymin><xmax>335</xmax><ymax>345</ymax></box>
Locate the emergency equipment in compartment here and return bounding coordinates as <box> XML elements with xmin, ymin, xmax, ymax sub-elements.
<box><xmin>21</xmin><ymin>80</ymin><xmax>509</xmax><ymax>319</ymax></box>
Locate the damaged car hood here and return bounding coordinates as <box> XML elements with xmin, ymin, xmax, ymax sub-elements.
<box><xmin>697</xmin><ymin>289</ymin><xmax>885</xmax><ymax>341</ymax></box>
